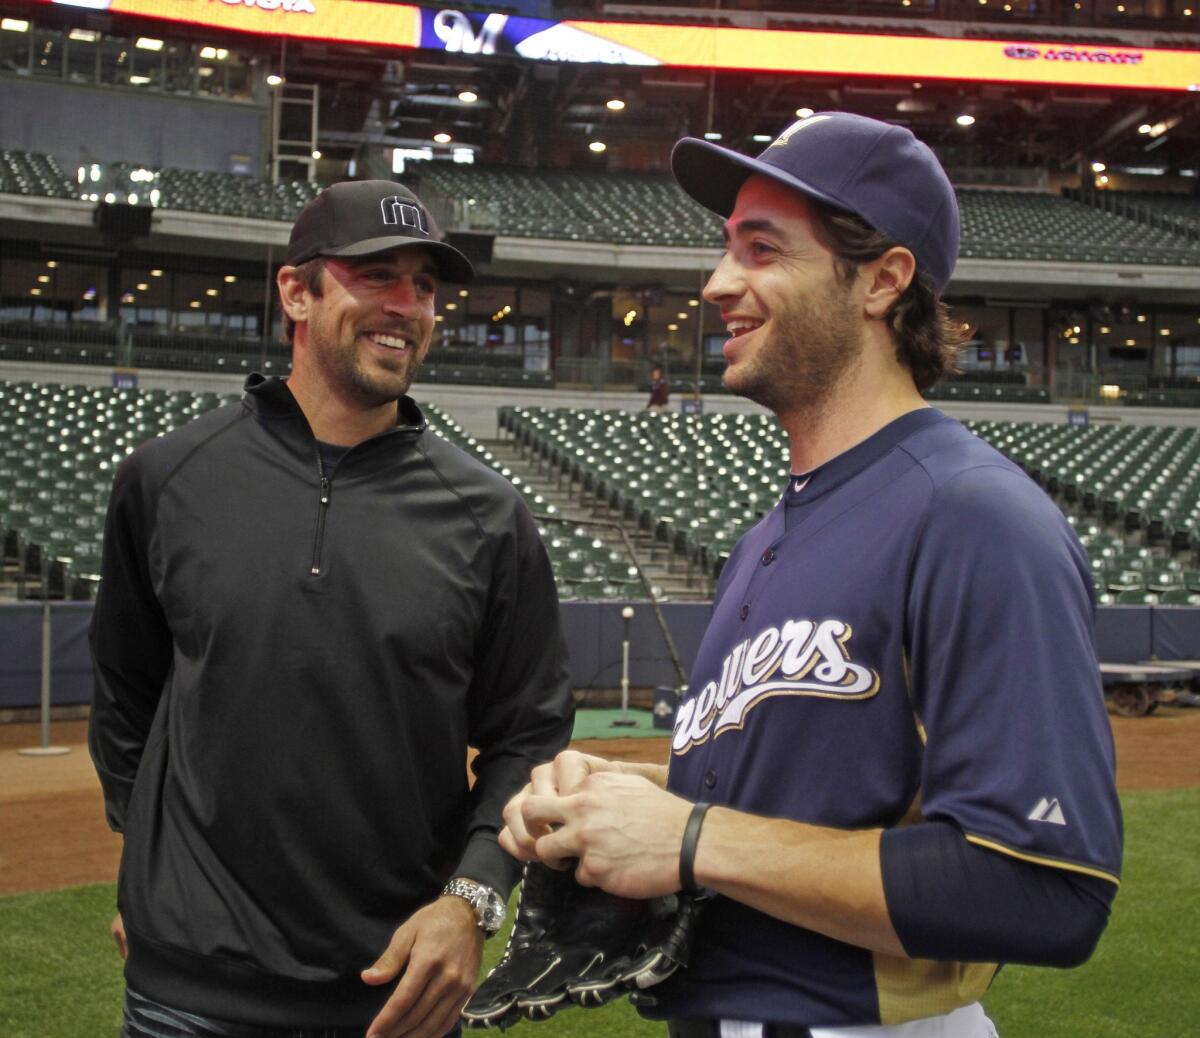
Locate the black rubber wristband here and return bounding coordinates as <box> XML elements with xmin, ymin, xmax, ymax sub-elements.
<box><xmin>679</xmin><ymin>801</ymin><xmax>712</xmax><ymax>893</ymax></box>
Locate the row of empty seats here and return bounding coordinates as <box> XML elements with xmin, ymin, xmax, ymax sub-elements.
<box><xmin>2</xmin><ymin>148</ymin><xmax>1196</xmax><ymax>265</ymax></box>
<box><xmin>500</xmin><ymin>405</ymin><xmax>1200</xmax><ymax>591</ymax></box>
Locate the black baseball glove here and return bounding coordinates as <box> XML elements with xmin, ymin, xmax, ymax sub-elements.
<box><xmin>461</xmin><ymin>862</ymin><xmax>704</xmax><ymax>1029</ymax></box>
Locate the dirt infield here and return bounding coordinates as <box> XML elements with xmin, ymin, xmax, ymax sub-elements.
<box><xmin>2</xmin><ymin>708</ymin><xmax>1198</xmax><ymax>897</ymax></box>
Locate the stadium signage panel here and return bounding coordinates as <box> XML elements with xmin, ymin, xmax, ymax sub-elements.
<box><xmin>42</xmin><ymin>0</ymin><xmax>1200</xmax><ymax>91</ymax></box>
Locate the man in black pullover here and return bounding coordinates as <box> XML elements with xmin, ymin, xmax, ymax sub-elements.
<box><xmin>90</xmin><ymin>180</ymin><xmax>574</xmax><ymax>1038</ymax></box>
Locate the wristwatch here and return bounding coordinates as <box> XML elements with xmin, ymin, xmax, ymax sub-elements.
<box><xmin>442</xmin><ymin>877</ymin><xmax>506</xmax><ymax>936</ymax></box>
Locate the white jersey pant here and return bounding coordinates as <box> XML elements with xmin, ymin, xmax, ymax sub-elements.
<box><xmin>720</xmin><ymin>1002</ymin><xmax>998</xmax><ymax>1038</ymax></box>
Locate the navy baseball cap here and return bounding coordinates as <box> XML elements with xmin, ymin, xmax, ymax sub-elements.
<box><xmin>671</xmin><ymin>112</ymin><xmax>959</xmax><ymax>295</ymax></box>
<box><xmin>286</xmin><ymin>180</ymin><xmax>475</xmax><ymax>283</ymax></box>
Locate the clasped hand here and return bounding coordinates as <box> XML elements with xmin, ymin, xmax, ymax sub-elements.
<box><xmin>498</xmin><ymin>750</ymin><xmax>693</xmax><ymax>899</ymax></box>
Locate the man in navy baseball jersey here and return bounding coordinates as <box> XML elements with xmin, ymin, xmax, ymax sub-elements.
<box><xmin>499</xmin><ymin>113</ymin><xmax>1122</xmax><ymax>1038</ymax></box>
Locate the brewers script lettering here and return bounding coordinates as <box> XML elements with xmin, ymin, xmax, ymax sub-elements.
<box><xmin>672</xmin><ymin>618</ymin><xmax>880</xmax><ymax>754</ymax></box>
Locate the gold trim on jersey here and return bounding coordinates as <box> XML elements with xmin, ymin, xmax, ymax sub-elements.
<box><xmin>873</xmin><ymin>954</ymin><xmax>998</xmax><ymax>1025</ymax></box>
<box><xmin>964</xmin><ymin>834</ymin><xmax>1121</xmax><ymax>887</ymax></box>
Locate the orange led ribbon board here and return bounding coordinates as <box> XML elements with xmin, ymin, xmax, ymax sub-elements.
<box><xmin>41</xmin><ymin>2</ymin><xmax>1200</xmax><ymax>92</ymax></box>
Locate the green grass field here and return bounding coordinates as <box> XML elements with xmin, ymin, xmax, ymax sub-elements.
<box><xmin>2</xmin><ymin>788</ymin><xmax>1195</xmax><ymax>1038</ymax></box>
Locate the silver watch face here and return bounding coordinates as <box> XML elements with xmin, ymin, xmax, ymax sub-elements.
<box><xmin>479</xmin><ymin>891</ymin><xmax>506</xmax><ymax>932</ymax></box>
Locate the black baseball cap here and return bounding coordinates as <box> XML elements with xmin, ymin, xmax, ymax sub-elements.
<box><xmin>286</xmin><ymin>180</ymin><xmax>475</xmax><ymax>283</ymax></box>
<box><xmin>671</xmin><ymin>112</ymin><xmax>959</xmax><ymax>296</ymax></box>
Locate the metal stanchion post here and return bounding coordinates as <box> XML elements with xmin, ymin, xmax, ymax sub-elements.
<box><xmin>612</xmin><ymin>605</ymin><xmax>637</xmax><ymax>728</ymax></box>
<box><xmin>19</xmin><ymin>601</ymin><xmax>71</xmax><ymax>757</ymax></box>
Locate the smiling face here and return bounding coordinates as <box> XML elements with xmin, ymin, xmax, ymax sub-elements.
<box><xmin>283</xmin><ymin>247</ymin><xmax>438</xmax><ymax>410</ymax></box>
<box><xmin>703</xmin><ymin>175</ymin><xmax>864</xmax><ymax>416</ymax></box>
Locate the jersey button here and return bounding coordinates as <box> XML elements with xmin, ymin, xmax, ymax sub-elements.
<box><xmin>761</xmin><ymin>547</ymin><xmax>776</xmax><ymax>565</ymax></box>
<box><xmin>739</xmin><ymin>604</ymin><xmax>749</xmax><ymax>621</ymax></box>
<box><xmin>703</xmin><ymin>770</ymin><xmax>718</xmax><ymax>789</ymax></box>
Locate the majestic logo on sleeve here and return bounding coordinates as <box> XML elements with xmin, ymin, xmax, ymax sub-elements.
<box><xmin>672</xmin><ymin>618</ymin><xmax>880</xmax><ymax>754</ymax></box>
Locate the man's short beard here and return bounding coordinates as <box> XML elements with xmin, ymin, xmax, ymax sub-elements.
<box><xmin>724</xmin><ymin>283</ymin><xmax>862</xmax><ymax>415</ymax></box>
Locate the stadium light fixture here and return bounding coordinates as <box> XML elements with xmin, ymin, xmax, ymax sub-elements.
<box><xmin>795</xmin><ymin>108</ymin><xmax>814</xmax><ymax>119</ymax></box>
<box><xmin>688</xmin><ymin>298</ymin><xmax>699</xmax><ymax>306</ymax></box>
<box><xmin>46</xmin><ymin>261</ymin><xmax>57</xmax><ymax>269</ymax></box>
<box><xmin>135</xmin><ymin>37</ymin><xmax>164</xmax><ymax>51</ymax></box>
<box><xmin>1098</xmin><ymin>175</ymin><xmax>1109</xmax><ymax>186</ymax></box>
<box><xmin>435</xmin><ymin>315</ymin><xmax>444</xmax><ymax>323</ymax></box>
<box><xmin>1100</xmin><ymin>326</ymin><xmax>1111</xmax><ymax>334</ymax></box>
<box><xmin>1161</xmin><ymin>328</ymin><xmax>1171</xmax><ymax>336</ymax></box>
<box><xmin>606</xmin><ymin>99</ymin><xmax>626</xmax><ymax>111</ymax></box>
<box><xmin>129</xmin><ymin>76</ymin><xmax>151</xmax><ymax>85</ymax></box>
<box><xmin>37</xmin><ymin>274</ymin><xmax>49</xmax><ymax>283</ymax></box>
<box><xmin>458</xmin><ymin>90</ymin><xmax>478</xmax><ymax>103</ymax></box>
<box><xmin>151</xmin><ymin>269</ymin><xmax>163</xmax><ymax>277</ymax></box>
<box><xmin>445</xmin><ymin>302</ymin><xmax>458</xmax><ymax>311</ymax></box>
<box><xmin>70</xmin><ymin>29</ymin><xmax>98</xmax><ymax>43</ymax></box>
<box><xmin>311</xmin><ymin>150</ymin><xmax>321</xmax><ymax>160</ymax></box>
<box><xmin>1</xmin><ymin>18</ymin><xmax>29</xmax><ymax>32</ymax></box>
<box><xmin>589</xmin><ymin>141</ymin><xmax>607</xmax><ymax>152</ymax></box>
<box><xmin>956</xmin><ymin>114</ymin><xmax>976</xmax><ymax>127</ymax></box>
<box><xmin>136</xmin><ymin>283</ymin><xmax>148</xmax><ymax>291</ymax></box>
<box><xmin>1137</xmin><ymin>123</ymin><xmax>1153</xmax><ymax>134</ymax></box>
<box><xmin>668</xmin><ymin>323</ymin><xmax>679</xmax><ymax>331</ymax></box>
<box><xmin>459</xmin><ymin>289</ymin><xmax>469</xmax><ymax>297</ymax></box>
<box><xmin>267</xmin><ymin>74</ymin><xmax>284</xmax><ymax>86</ymax></box>
<box><xmin>205</xmin><ymin>288</ymin><xmax>218</xmax><ymax>297</ymax></box>
<box><xmin>1091</xmin><ymin>162</ymin><xmax>1106</xmax><ymax>173</ymax></box>
<box><xmin>224</xmin><ymin>275</ymin><xmax>237</xmax><ymax>284</ymax></box>
<box><xmin>30</xmin><ymin>287</ymin><xmax>42</xmax><ymax>296</ymax></box>
<box><xmin>752</xmin><ymin>134</ymin><xmax>772</xmax><ymax>143</ymax></box>
<box><xmin>704</xmin><ymin>132</ymin><xmax>722</xmax><ymax>141</ymax></box>
<box><xmin>189</xmin><ymin>301</ymin><xmax>201</xmax><ymax>309</ymax></box>
<box><xmin>433</xmin><ymin>132</ymin><xmax>452</xmax><ymax>144</ymax></box>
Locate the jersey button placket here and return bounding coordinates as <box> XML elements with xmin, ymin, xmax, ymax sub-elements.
<box><xmin>761</xmin><ymin>546</ymin><xmax>776</xmax><ymax>565</ymax></box>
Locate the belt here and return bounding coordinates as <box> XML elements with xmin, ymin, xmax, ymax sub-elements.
<box><xmin>667</xmin><ymin>1021</ymin><xmax>813</xmax><ymax>1038</ymax></box>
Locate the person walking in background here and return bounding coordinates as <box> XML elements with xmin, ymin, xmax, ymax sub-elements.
<box><xmin>90</xmin><ymin>180</ymin><xmax>574</xmax><ymax>1038</ymax></box>
<box><xmin>646</xmin><ymin>364</ymin><xmax>671</xmax><ymax>410</ymax></box>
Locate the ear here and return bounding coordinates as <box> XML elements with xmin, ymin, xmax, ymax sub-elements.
<box><xmin>862</xmin><ymin>247</ymin><xmax>916</xmax><ymax>321</ymax></box>
<box><xmin>277</xmin><ymin>266</ymin><xmax>312</xmax><ymax>326</ymax></box>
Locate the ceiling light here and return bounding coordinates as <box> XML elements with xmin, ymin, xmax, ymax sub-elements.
<box><xmin>433</xmin><ymin>132</ymin><xmax>452</xmax><ymax>144</ymax></box>
<box><xmin>458</xmin><ymin>289</ymin><xmax>469</xmax><ymax>297</ymax></box>
<box><xmin>667</xmin><ymin>323</ymin><xmax>679</xmax><ymax>331</ymax></box>
<box><xmin>688</xmin><ymin>298</ymin><xmax>699</xmax><ymax>306</ymax></box>
<box><xmin>205</xmin><ymin>288</ymin><xmax>218</xmax><ymax>297</ymax></box>
<box><xmin>129</xmin><ymin>75</ymin><xmax>150</xmax><ymax>85</ymax></box>
<box><xmin>752</xmin><ymin>134</ymin><xmax>772</xmax><ymax>142</ymax></box>
<box><xmin>703</xmin><ymin>132</ymin><xmax>722</xmax><ymax>141</ymax></box>
<box><xmin>795</xmin><ymin>108</ymin><xmax>815</xmax><ymax>119</ymax></box>
<box><xmin>311</xmin><ymin>149</ymin><xmax>321</xmax><ymax>159</ymax></box>
<box><xmin>1100</xmin><ymin>326</ymin><xmax>1111</xmax><ymax>334</ymax></box>
<box><xmin>445</xmin><ymin>302</ymin><xmax>458</xmax><ymax>310</ymax></box>
<box><xmin>1137</xmin><ymin>123</ymin><xmax>1152</xmax><ymax>134</ymax></box>
<box><xmin>47</xmin><ymin>261</ymin><xmax>57</xmax><ymax>268</ymax></box>
<box><xmin>956</xmin><ymin>114</ymin><xmax>976</xmax><ymax>126</ymax></box>
<box><xmin>1091</xmin><ymin>161</ymin><xmax>1106</xmax><ymax>172</ymax></box>
<box><xmin>677</xmin><ymin>312</ymin><xmax>688</xmax><ymax>319</ymax></box>
<box><xmin>1137</xmin><ymin>314</ymin><xmax>1147</xmax><ymax>322</ymax></box>
<box><xmin>1098</xmin><ymin>175</ymin><xmax>1109</xmax><ymax>185</ymax></box>
<box><xmin>589</xmin><ymin>141</ymin><xmax>607</xmax><ymax>153</ymax></box>
<box><xmin>189</xmin><ymin>301</ymin><xmax>201</xmax><ymax>309</ymax></box>
<box><xmin>151</xmin><ymin>269</ymin><xmax>163</xmax><ymax>277</ymax></box>
<box><xmin>136</xmin><ymin>283</ymin><xmax>148</xmax><ymax>291</ymax></box>
<box><xmin>1</xmin><ymin>18</ymin><xmax>30</xmax><ymax>32</ymax></box>
<box><xmin>266</xmin><ymin>74</ymin><xmax>284</xmax><ymax>86</ymax></box>
<box><xmin>1161</xmin><ymin>328</ymin><xmax>1172</xmax><ymax>335</ymax></box>
<box><xmin>135</xmin><ymin>37</ymin><xmax>163</xmax><ymax>51</ymax></box>
<box><xmin>121</xmin><ymin>292</ymin><xmax>135</xmax><ymax>303</ymax></box>
<box><xmin>30</xmin><ymin>287</ymin><xmax>42</xmax><ymax>296</ymax></box>
<box><xmin>69</xmin><ymin>29</ymin><xmax>98</xmax><ymax>42</ymax></box>
<box><xmin>37</xmin><ymin>274</ymin><xmax>50</xmax><ymax>283</ymax></box>
<box><xmin>1125</xmin><ymin>339</ymin><xmax>1136</xmax><ymax>346</ymax></box>
<box><xmin>224</xmin><ymin>275</ymin><xmax>237</xmax><ymax>283</ymax></box>
<box><xmin>606</xmin><ymin>98</ymin><xmax>626</xmax><ymax>111</ymax></box>
<box><xmin>458</xmin><ymin>90</ymin><xmax>478</xmax><ymax>103</ymax></box>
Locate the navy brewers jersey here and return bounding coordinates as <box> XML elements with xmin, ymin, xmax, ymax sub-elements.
<box><xmin>648</xmin><ymin>408</ymin><xmax>1122</xmax><ymax>1029</ymax></box>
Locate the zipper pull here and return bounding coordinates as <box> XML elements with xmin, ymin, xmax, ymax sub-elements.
<box><xmin>320</xmin><ymin>476</ymin><xmax>330</xmax><ymax>505</ymax></box>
